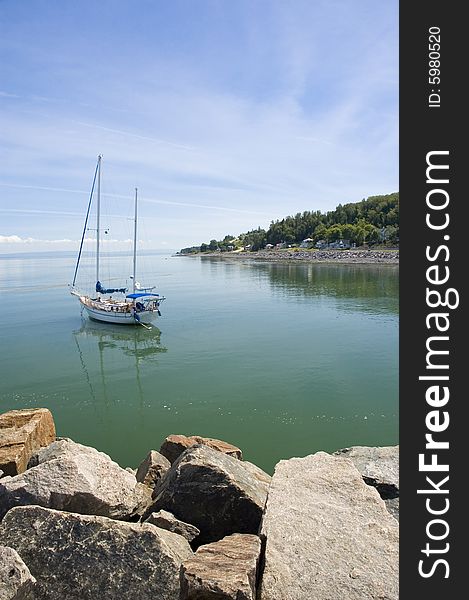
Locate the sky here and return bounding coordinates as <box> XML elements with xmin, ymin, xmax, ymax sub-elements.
<box><xmin>0</xmin><ymin>0</ymin><xmax>398</xmax><ymax>253</ymax></box>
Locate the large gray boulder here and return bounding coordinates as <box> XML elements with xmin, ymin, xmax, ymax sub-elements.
<box><xmin>180</xmin><ymin>533</ymin><xmax>261</xmax><ymax>600</ymax></box>
<box><xmin>260</xmin><ymin>452</ymin><xmax>399</xmax><ymax>600</ymax></box>
<box><xmin>0</xmin><ymin>546</ymin><xmax>36</xmax><ymax>600</ymax></box>
<box><xmin>334</xmin><ymin>445</ymin><xmax>399</xmax><ymax>519</ymax></box>
<box><xmin>0</xmin><ymin>439</ymin><xmax>151</xmax><ymax>520</ymax></box>
<box><xmin>334</xmin><ymin>445</ymin><xmax>399</xmax><ymax>491</ymax></box>
<box><xmin>147</xmin><ymin>445</ymin><xmax>270</xmax><ymax>545</ymax></box>
<box><xmin>145</xmin><ymin>510</ymin><xmax>200</xmax><ymax>543</ymax></box>
<box><xmin>1</xmin><ymin>505</ymin><xmax>193</xmax><ymax>600</ymax></box>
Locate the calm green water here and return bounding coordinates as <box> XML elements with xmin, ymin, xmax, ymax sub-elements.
<box><xmin>0</xmin><ymin>252</ymin><xmax>398</xmax><ymax>473</ymax></box>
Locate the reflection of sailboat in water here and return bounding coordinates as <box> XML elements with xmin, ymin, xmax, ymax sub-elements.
<box><xmin>72</xmin><ymin>320</ymin><xmax>167</xmax><ymax>410</ymax></box>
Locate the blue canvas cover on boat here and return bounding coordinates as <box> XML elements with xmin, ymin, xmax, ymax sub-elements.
<box><xmin>96</xmin><ymin>281</ymin><xmax>127</xmax><ymax>294</ymax></box>
<box><xmin>126</xmin><ymin>292</ymin><xmax>160</xmax><ymax>299</ymax></box>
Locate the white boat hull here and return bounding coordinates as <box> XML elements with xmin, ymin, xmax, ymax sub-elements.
<box><xmin>84</xmin><ymin>305</ymin><xmax>157</xmax><ymax>325</ymax></box>
<box><xmin>76</xmin><ymin>296</ymin><xmax>159</xmax><ymax>325</ymax></box>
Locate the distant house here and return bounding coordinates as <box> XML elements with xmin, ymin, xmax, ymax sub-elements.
<box><xmin>315</xmin><ymin>239</ymin><xmax>351</xmax><ymax>250</ymax></box>
<box><xmin>327</xmin><ymin>240</ymin><xmax>351</xmax><ymax>249</ymax></box>
<box><xmin>300</xmin><ymin>238</ymin><xmax>314</xmax><ymax>248</ymax></box>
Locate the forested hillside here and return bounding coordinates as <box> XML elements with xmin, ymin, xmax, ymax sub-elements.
<box><xmin>180</xmin><ymin>192</ymin><xmax>399</xmax><ymax>253</ymax></box>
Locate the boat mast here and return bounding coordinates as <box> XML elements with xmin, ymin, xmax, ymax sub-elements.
<box><xmin>132</xmin><ymin>187</ymin><xmax>138</xmax><ymax>294</ymax></box>
<box><xmin>71</xmin><ymin>157</ymin><xmax>99</xmax><ymax>288</ymax></box>
<box><xmin>96</xmin><ymin>155</ymin><xmax>102</xmax><ymax>285</ymax></box>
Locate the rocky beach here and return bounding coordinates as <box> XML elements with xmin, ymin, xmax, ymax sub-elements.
<box><xmin>0</xmin><ymin>408</ymin><xmax>399</xmax><ymax>600</ymax></box>
<box><xmin>180</xmin><ymin>248</ymin><xmax>399</xmax><ymax>265</ymax></box>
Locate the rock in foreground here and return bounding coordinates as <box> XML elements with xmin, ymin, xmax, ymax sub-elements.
<box><xmin>149</xmin><ymin>445</ymin><xmax>270</xmax><ymax>545</ymax></box>
<box><xmin>334</xmin><ymin>445</ymin><xmax>399</xmax><ymax>492</ymax></box>
<box><xmin>180</xmin><ymin>533</ymin><xmax>261</xmax><ymax>600</ymax></box>
<box><xmin>0</xmin><ymin>408</ymin><xmax>55</xmax><ymax>477</ymax></box>
<box><xmin>0</xmin><ymin>438</ymin><xmax>150</xmax><ymax>520</ymax></box>
<box><xmin>145</xmin><ymin>509</ymin><xmax>200</xmax><ymax>543</ymax></box>
<box><xmin>136</xmin><ymin>450</ymin><xmax>170</xmax><ymax>490</ymax></box>
<box><xmin>260</xmin><ymin>452</ymin><xmax>399</xmax><ymax>600</ymax></box>
<box><xmin>1</xmin><ymin>505</ymin><xmax>193</xmax><ymax>600</ymax></box>
<box><xmin>160</xmin><ymin>434</ymin><xmax>243</xmax><ymax>464</ymax></box>
<box><xmin>334</xmin><ymin>445</ymin><xmax>399</xmax><ymax>519</ymax></box>
<box><xmin>0</xmin><ymin>545</ymin><xmax>36</xmax><ymax>600</ymax></box>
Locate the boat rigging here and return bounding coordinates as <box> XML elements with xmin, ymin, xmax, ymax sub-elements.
<box><xmin>70</xmin><ymin>155</ymin><xmax>165</xmax><ymax>326</ymax></box>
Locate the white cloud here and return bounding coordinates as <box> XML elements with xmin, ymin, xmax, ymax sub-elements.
<box><xmin>0</xmin><ymin>235</ymin><xmax>31</xmax><ymax>244</ymax></box>
<box><xmin>71</xmin><ymin>120</ymin><xmax>197</xmax><ymax>151</ymax></box>
<box><xmin>0</xmin><ymin>183</ymin><xmax>271</xmax><ymax>217</ymax></box>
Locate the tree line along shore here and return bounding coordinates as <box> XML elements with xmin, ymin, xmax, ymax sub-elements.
<box><xmin>180</xmin><ymin>192</ymin><xmax>399</xmax><ymax>256</ymax></box>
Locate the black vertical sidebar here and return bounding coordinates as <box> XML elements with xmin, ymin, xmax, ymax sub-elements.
<box><xmin>400</xmin><ymin>2</ymin><xmax>465</xmax><ymax>598</ymax></box>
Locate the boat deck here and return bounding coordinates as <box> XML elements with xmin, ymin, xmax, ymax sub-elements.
<box><xmin>81</xmin><ymin>297</ymin><xmax>134</xmax><ymax>314</ymax></box>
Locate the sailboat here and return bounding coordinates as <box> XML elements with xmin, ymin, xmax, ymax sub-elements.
<box><xmin>70</xmin><ymin>155</ymin><xmax>165</xmax><ymax>326</ymax></box>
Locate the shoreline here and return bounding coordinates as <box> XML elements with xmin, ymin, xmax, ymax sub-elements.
<box><xmin>177</xmin><ymin>248</ymin><xmax>399</xmax><ymax>265</ymax></box>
